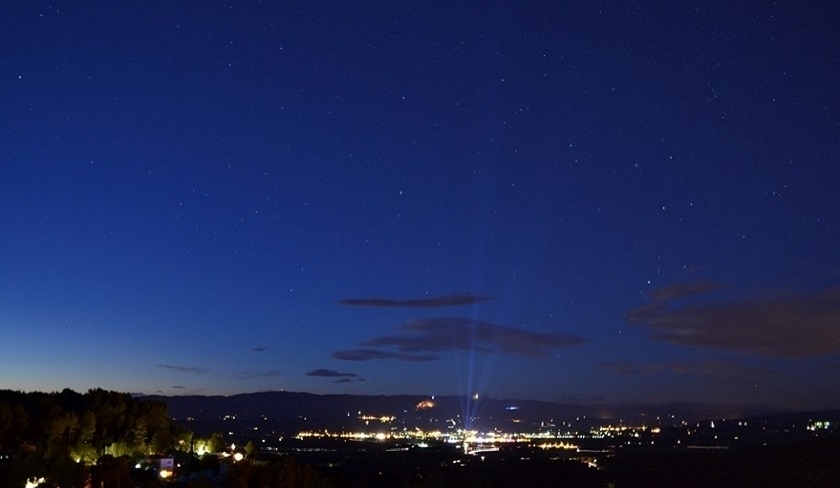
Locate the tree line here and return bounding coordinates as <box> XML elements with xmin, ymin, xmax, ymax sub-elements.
<box><xmin>0</xmin><ymin>388</ymin><xmax>325</xmax><ymax>488</ymax></box>
<box><xmin>0</xmin><ymin>388</ymin><xmax>214</xmax><ymax>487</ymax></box>
<box><xmin>0</xmin><ymin>388</ymin><xmax>196</xmax><ymax>459</ymax></box>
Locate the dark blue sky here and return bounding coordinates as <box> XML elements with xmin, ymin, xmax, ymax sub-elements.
<box><xmin>2</xmin><ymin>1</ymin><xmax>839</xmax><ymax>409</ymax></box>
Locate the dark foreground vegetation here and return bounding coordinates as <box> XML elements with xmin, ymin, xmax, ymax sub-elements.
<box><xmin>600</xmin><ymin>435</ymin><xmax>840</xmax><ymax>488</ymax></box>
<box><xmin>294</xmin><ymin>437</ymin><xmax>840</xmax><ymax>488</ymax></box>
<box><xmin>2</xmin><ymin>388</ymin><xmax>839</xmax><ymax>487</ymax></box>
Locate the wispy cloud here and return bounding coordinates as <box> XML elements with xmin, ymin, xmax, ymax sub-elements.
<box><xmin>307</xmin><ymin>370</ymin><xmax>370</xmax><ymax>383</ymax></box>
<box><xmin>172</xmin><ymin>385</ymin><xmax>186</xmax><ymax>389</ymax></box>
<box><xmin>629</xmin><ymin>283</ymin><xmax>840</xmax><ymax>357</ymax></box>
<box><xmin>601</xmin><ymin>359</ymin><xmax>774</xmax><ymax>380</ymax></box>
<box><xmin>333</xmin><ymin>317</ymin><xmax>585</xmax><ymax>361</ymax></box>
<box><xmin>252</xmin><ymin>346</ymin><xmax>267</xmax><ymax>352</ymax></box>
<box><xmin>338</xmin><ymin>293</ymin><xmax>491</xmax><ymax>308</ymax></box>
<box><xmin>233</xmin><ymin>369</ymin><xmax>282</xmax><ymax>379</ymax></box>
<box><xmin>366</xmin><ymin>317</ymin><xmax>586</xmax><ymax>356</ymax></box>
<box><xmin>629</xmin><ymin>281</ymin><xmax>721</xmax><ymax>316</ymax></box>
<box><xmin>650</xmin><ymin>281</ymin><xmax>720</xmax><ymax>303</ymax></box>
<box><xmin>333</xmin><ymin>377</ymin><xmax>365</xmax><ymax>383</ymax></box>
<box><xmin>306</xmin><ymin>368</ymin><xmax>359</xmax><ymax>378</ymax></box>
<box><xmin>332</xmin><ymin>349</ymin><xmax>439</xmax><ymax>362</ymax></box>
<box><xmin>156</xmin><ymin>364</ymin><xmax>210</xmax><ymax>374</ymax></box>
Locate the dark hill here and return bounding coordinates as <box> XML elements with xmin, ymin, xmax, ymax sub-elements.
<box><xmin>142</xmin><ymin>391</ymin><xmax>782</xmax><ymax>435</ymax></box>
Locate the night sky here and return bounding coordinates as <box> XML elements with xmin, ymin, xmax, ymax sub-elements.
<box><xmin>2</xmin><ymin>1</ymin><xmax>839</xmax><ymax>410</ymax></box>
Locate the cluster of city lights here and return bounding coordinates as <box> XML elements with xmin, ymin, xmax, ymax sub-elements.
<box><xmin>295</xmin><ymin>427</ymin><xmax>588</xmax><ymax>455</ymax></box>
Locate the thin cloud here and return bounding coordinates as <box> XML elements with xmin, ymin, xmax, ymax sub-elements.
<box><xmin>601</xmin><ymin>359</ymin><xmax>773</xmax><ymax>380</ymax></box>
<box><xmin>631</xmin><ymin>281</ymin><xmax>721</xmax><ymax>316</ymax></box>
<box><xmin>650</xmin><ymin>281</ymin><xmax>720</xmax><ymax>303</ymax></box>
<box><xmin>363</xmin><ymin>317</ymin><xmax>586</xmax><ymax>357</ymax></box>
<box><xmin>629</xmin><ymin>283</ymin><xmax>840</xmax><ymax>357</ymax></box>
<box><xmin>333</xmin><ymin>377</ymin><xmax>365</xmax><ymax>383</ymax></box>
<box><xmin>306</xmin><ymin>368</ymin><xmax>359</xmax><ymax>378</ymax></box>
<box><xmin>233</xmin><ymin>369</ymin><xmax>282</xmax><ymax>379</ymax></box>
<box><xmin>333</xmin><ymin>317</ymin><xmax>585</xmax><ymax>362</ymax></box>
<box><xmin>172</xmin><ymin>385</ymin><xmax>186</xmax><ymax>389</ymax></box>
<box><xmin>252</xmin><ymin>346</ymin><xmax>267</xmax><ymax>352</ymax></box>
<box><xmin>338</xmin><ymin>293</ymin><xmax>491</xmax><ymax>308</ymax></box>
<box><xmin>156</xmin><ymin>364</ymin><xmax>210</xmax><ymax>374</ymax></box>
<box><xmin>332</xmin><ymin>348</ymin><xmax>439</xmax><ymax>362</ymax></box>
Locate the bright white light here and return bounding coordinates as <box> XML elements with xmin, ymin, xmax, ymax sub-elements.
<box><xmin>233</xmin><ymin>452</ymin><xmax>244</xmax><ymax>462</ymax></box>
<box><xmin>25</xmin><ymin>477</ymin><xmax>46</xmax><ymax>488</ymax></box>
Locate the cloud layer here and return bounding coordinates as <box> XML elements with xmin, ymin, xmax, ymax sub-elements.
<box><xmin>334</xmin><ymin>317</ymin><xmax>585</xmax><ymax>361</ymax></box>
<box><xmin>629</xmin><ymin>283</ymin><xmax>840</xmax><ymax>357</ymax></box>
<box><xmin>156</xmin><ymin>364</ymin><xmax>210</xmax><ymax>374</ymax></box>
<box><xmin>305</xmin><ymin>368</ymin><xmax>365</xmax><ymax>382</ymax></box>
<box><xmin>233</xmin><ymin>369</ymin><xmax>282</xmax><ymax>379</ymax></box>
<box><xmin>306</xmin><ymin>368</ymin><xmax>359</xmax><ymax>378</ymax></box>
<box><xmin>331</xmin><ymin>348</ymin><xmax>439</xmax><ymax>362</ymax></box>
<box><xmin>601</xmin><ymin>359</ymin><xmax>773</xmax><ymax>380</ymax></box>
<box><xmin>338</xmin><ymin>293</ymin><xmax>491</xmax><ymax>308</ymax></box>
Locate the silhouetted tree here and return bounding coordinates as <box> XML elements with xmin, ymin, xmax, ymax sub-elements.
<box><xmin>87</xmin><ymin>389</ymin><xmax>131</xmax><ymax>455</ymax></box>
<box><xmin>46</xmin><ymin>406</ymin><xmax>79</xmax><ymax>456</ymax></box>
<box><xmin>0</xmin><ymin>388</ymin><xmax>206</xmax><ymax>486</ymax></box>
